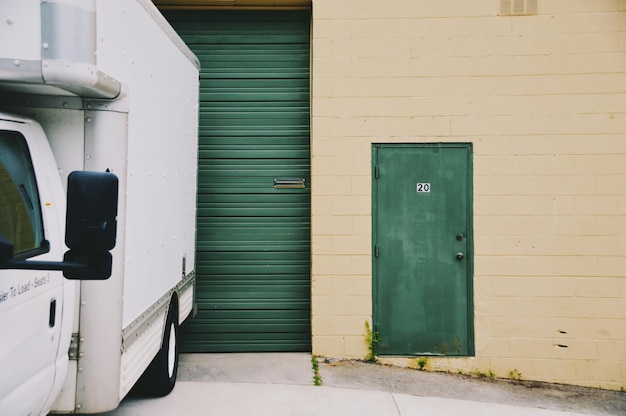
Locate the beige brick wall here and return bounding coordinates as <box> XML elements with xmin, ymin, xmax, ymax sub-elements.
<box><xmin>311</xmin><ymin>0</ymin><xmax>626</xmax><ymax>390</ymax></box>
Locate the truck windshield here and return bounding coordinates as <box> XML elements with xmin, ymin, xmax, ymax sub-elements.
<box><xmin>0</xmin><ymin>131</ymin><xmax>45</xmax><ymax>257</ymax></box>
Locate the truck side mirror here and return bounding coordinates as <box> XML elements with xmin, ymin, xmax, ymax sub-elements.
<box><xmin>65</xmin><ymin>171</ymin><xmax>118</xmax><ymax>251</ymax></box>
<box><xmin>0</xmin><ymin>171</ymin><xmax>118</xmax><ymax>280</ymax></box>
<box><xmin>63</xmin><ymin>171</ymin><xmax>118</xmax><ymax>280</ymax></box>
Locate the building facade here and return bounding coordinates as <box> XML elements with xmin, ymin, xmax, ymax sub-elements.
<box><xmin>155</xmin><ymin>0</ymin><xmax>626</xmax><ymax>390</ymax></box>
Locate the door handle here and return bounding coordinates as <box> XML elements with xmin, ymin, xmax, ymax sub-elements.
<box><xmin>49</xmin><ymin>298</ymin><xmax>56</xmax><ymax>328</ymax></box>
<box><xmin>455</xmin><ymin>252</ymin><xmax>464</xmax><ymax>261</ymax></box>
<box><xmin>274</xmin><ymin>178</ymin><xmax>306</xmax><ymax>189</ymax></box>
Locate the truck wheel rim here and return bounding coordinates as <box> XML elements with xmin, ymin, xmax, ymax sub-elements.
<box><xmin>167</xmin><ymin>322</ymin><xmax>176</xmax><ymax>378</ymax></box>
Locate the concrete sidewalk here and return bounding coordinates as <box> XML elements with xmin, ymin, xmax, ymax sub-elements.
<box><xmin>102</xmin><ymin>382</ymin><xmax>594</xmax><ymax>416</ymax></box>
<box><xmin>98</xmin><ymin>353</ymin><xmax>625</xmax><ymax>416</ymax></box>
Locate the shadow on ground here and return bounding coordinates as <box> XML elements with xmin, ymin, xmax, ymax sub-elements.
<box><xmin>318</xmin><ymin>359</ymin><xmax>626</xmax><ymax>416</ymax></box>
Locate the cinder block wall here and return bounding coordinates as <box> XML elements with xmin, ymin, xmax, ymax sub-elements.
<box><xmin>310</xmin><ymin>0</ymin><xmax>626</xmax><ymax>390</ymax></box>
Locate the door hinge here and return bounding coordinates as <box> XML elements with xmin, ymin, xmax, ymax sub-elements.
<box><xmin>374</xmin><ymin>165</ymin><xmax>379</xmax><ymax>179</ymax></box>
<box><xmin>375</xmin><ymin>244</ymin><xmax>379</xmax><ymax>257</ymax></box>
<box><xmin>68</xmin><ymin>333</ymin><xmax>80</xmax><ymax>360</ymax></box>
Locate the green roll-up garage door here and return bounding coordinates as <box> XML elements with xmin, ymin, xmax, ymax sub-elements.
<box><xmin>164</xmin><ymin>10</ymin><xmax>311</xmax><ymax>352</ymax></box>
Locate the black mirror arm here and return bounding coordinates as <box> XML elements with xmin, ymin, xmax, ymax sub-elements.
<box><xmin>0</xmin><ymin>259</ymin><xmax>87</xmax><ymax>273</ymax></box>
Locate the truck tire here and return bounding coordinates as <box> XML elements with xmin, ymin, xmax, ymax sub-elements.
<box><xmin>135</xmin><ymin>298</ymin><xmax>179</xmax><ymax>397</ymax></box>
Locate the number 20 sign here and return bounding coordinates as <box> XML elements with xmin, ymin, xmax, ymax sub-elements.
<box><xmin>416</xmin><ymin>183</ymin><xmax>431</xmax><ymax>193</ymax></box>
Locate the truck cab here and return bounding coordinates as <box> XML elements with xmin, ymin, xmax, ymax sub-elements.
<box><xmin>0</xmin><ymin>114</ymin><xmax>68</xmax><ymax>416</ymax></box>
<box><xmin>0</xmin><ymin>113</ymin><xmax>119</xmax><ymax>415</ymax></box>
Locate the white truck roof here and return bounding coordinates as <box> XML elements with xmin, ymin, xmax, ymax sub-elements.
<box><xmin>0</xmin><ymin>0</ymin><xmax>199</xmax><ymax>98</ymax></box>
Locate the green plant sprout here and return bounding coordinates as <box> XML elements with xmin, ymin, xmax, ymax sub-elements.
<box><xmin>416</xmin><ymin>357</ymin><xmax>428</xmax><ymax>370</ymax></box>
<box><xmin>364</xmin><ymin>321</ymin><xmax>380</xmax><ymax>362</ymax></box>
<box><xmin>508</xmin><ymin>369</ymin><xmax>522</xmax><ymax>381</ymax></box>
<box><xmin>311</xmin><ymin>355</ymin><xmax>322</xmax><ymax>386</ymax></box>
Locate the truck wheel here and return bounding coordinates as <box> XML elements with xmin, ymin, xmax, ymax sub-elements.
<box><xmin>136</xmin><ymin>300</ymin><xmax>179</xmax><ymax>397</ymax></box>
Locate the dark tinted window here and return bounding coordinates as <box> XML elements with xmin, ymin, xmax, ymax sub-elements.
<box><xmin>0</xmin><ymin>131</ymin><xmax>45</xmax><ymax>256</ymax></box>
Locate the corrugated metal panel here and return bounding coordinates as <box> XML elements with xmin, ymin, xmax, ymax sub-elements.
<box><xmin>164</xmin><ymin>10</ymin><xmax>311</xmax><ymax>352</ymax></box>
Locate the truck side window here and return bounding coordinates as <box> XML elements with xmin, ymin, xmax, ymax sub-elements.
<box><xmin>0</xmin><ymin>131</ymin><xmax>45</xmax><ymax>257</ymax></box>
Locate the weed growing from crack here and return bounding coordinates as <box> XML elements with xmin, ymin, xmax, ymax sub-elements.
<box><xmin>311</xmin><ymin>355</ymin><xmax>322</xmax><ymax>386</ymax></box>
<box><xmin>364</xmin><ymin>321</ymin><xmax>380</xmax><ymax>362</ymax></box>
<box><xmin>416</xmin><ymin>357</ymin><xmax>429</xmax><ymax>370</ymax></box>
<box><xmin>508</xmin><ymin>369</ymin><xmax>522</xmax><ymax>381</ymax></box>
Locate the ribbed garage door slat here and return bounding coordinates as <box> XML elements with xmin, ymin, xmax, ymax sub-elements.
<box><xmin>164</xmin><ymin>10</ymin><xmax>311</xmax><ymax>352</ymax></box>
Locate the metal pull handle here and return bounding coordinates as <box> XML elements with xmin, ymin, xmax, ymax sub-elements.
<box><xmin>49</xmin><ymin>298</ymin><xmax>57</xmax><ymax>328</ymax></box>
<box><xmin>455</xmin><ymin>252</ymin><xmax>464</xmax><ymax>261</ymax></box>
<box><xmin>274</xmin><ymin>178</ymin><xmax>306</xmax><ymax>189</ymax></box>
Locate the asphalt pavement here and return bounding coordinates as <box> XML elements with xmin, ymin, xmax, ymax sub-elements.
<box><xmin>98</xmin><ymin>353</ymin><xmax>625</xmax><ymax>416</ymax></box>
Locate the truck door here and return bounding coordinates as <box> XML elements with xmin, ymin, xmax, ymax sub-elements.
<box><xmin>0</xmin><ymin>126</ymin><xmax>65</xmax><ymax>415</ymax></box>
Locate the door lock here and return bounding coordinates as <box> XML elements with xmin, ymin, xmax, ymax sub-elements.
<box><xmin>455</xmin><ymin>252</ymin><xmax>464</xmax><ymax>261</ymax></box>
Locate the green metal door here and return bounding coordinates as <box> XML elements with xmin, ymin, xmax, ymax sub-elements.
<box><xmin>373</xmin><ymin>143</ymin><xmax>473</xmax><ymax>356</ymax></box>
<box><xmin>164</xmin><ymin>11</ymin><xmax>311</xmax><ymax>352</ymax></box>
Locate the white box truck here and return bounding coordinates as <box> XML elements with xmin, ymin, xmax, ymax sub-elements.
<box><xmin>0</xmin><ymin>0</ymin><xmax>199</xmax><ymax>414</ymax></box>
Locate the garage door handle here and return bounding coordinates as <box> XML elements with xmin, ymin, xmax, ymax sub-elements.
<box><xmin>455</xmin><ymin>252</ymin><xmax>464</xmax><ymax>261</ymax></box>
<box><xmin>274</xmin><ymin>178</ymin><xmax>306</xmax><ymax>189</ymax></box>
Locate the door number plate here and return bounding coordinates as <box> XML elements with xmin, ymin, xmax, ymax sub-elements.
<box><xmin>416</xmin><ymin>183</ymin><xmax>431</xmax><ymax>193</ymax></box>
